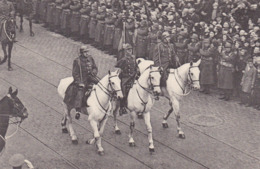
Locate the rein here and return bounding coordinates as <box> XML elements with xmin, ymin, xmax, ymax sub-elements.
<box><xmin>3</xmin><ymin>19</ymin><xmax>14</xmax><ymax>42</ymax></box>
<box><xmin>169</xmin><ymin>65</ymin><xmax>199</xmax><ymax>96</ymax></box>
<box><xmin>135</xmin><ymin>67</ymin><xmax>161</xmax><ymax>113</ymax></box>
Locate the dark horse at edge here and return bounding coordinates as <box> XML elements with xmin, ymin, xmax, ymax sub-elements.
<box><xmin>0</xmin><ymin>18</ymin><xmax>16</xmax><ymax>71</ymax></box>
<box><xmin>0</xmin><ymin>87</ymin><xmax>28</xmax><ymax>153</ymax></box>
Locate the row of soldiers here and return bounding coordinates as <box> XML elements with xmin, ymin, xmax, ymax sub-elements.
<box><xmin>30</xmin><ymin>0</ymin><xmax>260</xmax><ymax>109</ymax></box>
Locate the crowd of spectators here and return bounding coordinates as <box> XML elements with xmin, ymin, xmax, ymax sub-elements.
<box><xmin>16</xmin><ymin>0</ymin><xmax>260</xmax><ymax>110</ymax></box>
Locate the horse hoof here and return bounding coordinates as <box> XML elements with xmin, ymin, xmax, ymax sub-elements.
<box><xmin>72</xmin><ymin>140</ymin><xmax>78</xmax><ymax>145</ymax></box>
<box><xmin>129</xmin><ymin>142</ymin><xmax>135</xmax><ymax>147</ymax></box>
<box><xmin>62</xmin><ymin>128</ymin><xmax>68</xmax><ymax>133</ymax></box>
<box><xmin>8</xmin><ymin>67</ymin><xmax>13</xmax><ymax>71</ymax></box>
<box><xmin>115</xmin><ymin>130</ymin><xmax>121</xmax><ymax>135</ymax></box>
<box><xmin>137</xmin><ymin>114</ymin><xmax>143</xmax><ymax>119</ymax></box>
<box><xmin>178</xmin><ymin>134</ymin><xmax>186</xmax><ymax>139</ymax></box>
<box><xmin>162</xmin><ymin>123</ymin><xmax>169</xmax><ymax>128</ymax></box>
<box><xmin>98</xmin><ymin>151</ymin><xmax>104</xmax><ymax>156</ymax></box>
<box><xmin>149</xmin><ymin>148</ymin><xmax>155</xmax><ymax>153</ymax></box>
<box><xmin>75</xmin><ymin>113</ymin><xmax>80</xmax><ymax>120</ymax></box>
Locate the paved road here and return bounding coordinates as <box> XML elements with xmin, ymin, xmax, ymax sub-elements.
<box><xmin>0</xmin><ymin>20</ymin><xmax>259</xmax><ymax>169</ymax></box>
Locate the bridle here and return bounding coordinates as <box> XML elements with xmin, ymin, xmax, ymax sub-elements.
<box><xmin>0</xmin><ymin>95</ymin><xmax>27</xmax><ymax>140</ymax></box>
<box><xmin>95</xmin><ymin>74</ymin><xmax>121</xmax><ymax>112</ymax></box>
<box><xmin>137</xmin><ymin>66</ymin><xmax>162</xmax><ymax>95</ymax></box>
<box><xmin>136</xmin><ymin>66</ymin><xmax>162</xmax><ymax>113</ymax></box>
<box><xmin>170</xmin><ymin>65</ymin><xmax>199</xmax><ymax>96</ymax></box>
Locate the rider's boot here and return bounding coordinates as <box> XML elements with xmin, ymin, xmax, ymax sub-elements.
<box><xmin>119</xmin><ymin>98</ymin><xmax>127</xmax><ymax>116</ymax></box>
<box><xmin>75</xmin><ymin>108</ymin><xmax>81</xmax><ymax>120</ymax></box>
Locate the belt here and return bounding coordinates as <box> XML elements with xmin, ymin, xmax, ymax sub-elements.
<box><xmin>202</xmin><ymin>57</ymin><xmax>213</xmax><ymax>61</ymax></box>
<box><xmin>220</xmin><ymin>61</ymin><xmax>233</xmax><ymax>68</ymax></box>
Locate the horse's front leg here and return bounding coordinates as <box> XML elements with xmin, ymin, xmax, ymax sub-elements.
<box><xmin>143</xmin><ymin>111</ymin><xmax>154</xmax><ymax>153</ymax></box>
<box><xmin>19</xmin><ymin>14</ymin><xmax>23</xmax><ymax>32</ymax></box>
<box><xmin>162</xmin><ymin>101</ymin><xmax>173</xmax><ymax>128</ymax></box>
<box><xmin>0</xmin><ymin>43</ymin><xmax>7</xmax><ymax>64</ymax></box>
<box><xmin>67</xmin><ymin>110</ymin><xmax>78</xmax><ymax>144</ymax></box>
<box><xmin>113</xmin><ymin>100</ymin><xmax>121</xmax><ymax>135</ymax></box>
<box><xmin>129</xmin><ymin>111</ymin><xmax>136</xmax><ymax>147</ymax></box>
<box><xmin>7</xmin><ymin>42</ymin><xmax>13</xmax><ymax>71</ymax></box>
<box><xmin>88</xmin><ymin>119</ymin><xmax>104</xmax><ymax>155</ymax></box>
<box><xmin>172</xmin><ymin>98</ymin><xmax>185</xmax><ymax>139</ymax></box>
<box><xmin>29</xmin><ymin>17</ymin><xmax>34</xmax><ymax>36</ymax></box>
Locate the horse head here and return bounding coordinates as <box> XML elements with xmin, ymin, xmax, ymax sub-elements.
<box><xmin>4</xmin><ymin>87</ymin><xmax>28</xmax><ymax>122</ymax></box>
<box><xmin>188</xmin><ymin>59</ymin><xmax>201</xmax><ymax>90</ymax></box>
<box><xmin>4</xmin><ymin>18</ymin><xmax>16</xmax><ymax>41</ymax></box>
<box><xmin>108</xmin><ymin>69</ymin><xmax>123</xmax><ymax>99</ymax></box>
<box><xmin>148</xmin><ymin>65</ymin><xmax>162</xmax><ymax>97</ymax></box>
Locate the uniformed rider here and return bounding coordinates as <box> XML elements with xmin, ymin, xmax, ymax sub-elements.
<box><xmin>64</xmin><ymin>45</ymin><xmax>99</xmax><ymax>119</ymax></box>
<box><xmin>115</xmin><ymin>43</ymin><xmax>137</xmax><ymax>115</ymax></box>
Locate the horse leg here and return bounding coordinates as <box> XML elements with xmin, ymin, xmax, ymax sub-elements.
<box><xmin>88</xmin><ymin>120</ymin><xmax>104</xmax><ymax>155</ymax></box>
<box><xmin>162</xmin><ymin>101</ymin><xmax>173</xmax><ymax>128</ymax></box>
<box><xmin>0</xmin><ymin>43</ymin><xmax>8</xmax><ymax>64</ymax></box>
<box><xmin>67</xmin><ymin>109</ymin><xmax>78</xmax><ymax>144</ymax></box>
<box><xmin>7</xmin><ymin>42</ymin><xmax>13</xmax><ymax>71</ymax></box>
<box><xmin>19</xmin><ymin>14</ymin><xmax>23</xmax><ymax>32</ymax></box>
<box><xmin>96</xmin><ymin>116</ymin><xmax>109</xmax><ymax>155</ymax></box>
<box><xmin>143</xmin><ymin>111</ymin><xmax>154</xmax><ymax>153</ymax></box>
<box><xmin>29</xmin><ymin>18</ymin><xmax>34</xmax><ymax>37</ymax></box>
<box><xmin>129</xmin><ymin>111</ymin><xmax>136</xmax><ymax>147</ymax></box>
<box><xmin>61</xmin><ymin>103</ymin><xmax>69</xmax><ymax>133</ymax></box>
<box><xmin>172</xmin><ymin>98</ymin><xmax>185</xmax><ymax>139</ymax></box>
<box><xmin>113</xmin><ymin>100</ymin><xmax>121</xmax><ymax>135</ymax></box>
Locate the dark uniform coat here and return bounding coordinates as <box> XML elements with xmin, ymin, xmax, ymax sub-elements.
<box><xmin>64</xmin><ymin>55</ymin><xmax>98</xmax><ymax>108</ymax></box>
<box><xmin>79</xmin><ymin>5</ymin><xmax>91</xmax><ymax>36</ymax></box>
<box><xmin>115</xmin><ymin>53</ymin><xmax>136</xmax><ymax>96</ymax></box>
<box><xmin>217</xmin><ymin>50</ymin><xmax>235</xmax><ymax>89</ymax></box>
<box><xmin>241</xmin><ymin>66</ymin><xmax>257</xmax><ymax>93</ymax></box>
<box><xmin>199</xmin><ymin>46</ymin><xmax>215</xmax><ymax>85</ymax></box>
<box><xmin>88</xmin><ymin>9</ymin><xmax>97</xmax><ymax>39</ymax></box>
<box><xmin>147</xmin><ymin>30</ymin><xmax>161</xmax><ymax>60</ymax></box>
<box><xmin>153</xmin><ymin>42</ymin><xmax>177</xmax><ymax>87</ymax></box>
<box><xmin>134</xmin><ymin>26</ymin><xmax>148</xmax><ymax>59</ymax></box>
<box><xmin>70</xmin><ymin>0</ymin><xmax>81</xmax><ymax>33</ymax></box>
<box><xmin>104</xmin><ymin>13</ymin><xmax>116</xmax><ymax>46</ymax></box>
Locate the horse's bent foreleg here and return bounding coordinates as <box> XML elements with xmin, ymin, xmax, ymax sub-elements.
<box><xmin>113</xmin><ymin>101</ymin><xmax>121</xmax><ymax>135</ymax></box>
<box><xmin>129</xmin><ymin>111</ymin><xmax>136</xmax><ymax>147</ymax></box>
<box><xmin>143</xmin><ymin>112</ymin><xmax>154</xmax><ymax>153</ymax></box>
<box><xmin>66</xmin><ymin>108</ymin><xmax>78</xmax><ymax>144</ymax></box>
<box><xmin>89</xmin><ymin>119</ymin><xmax>104</xmax><ymax>155</ymax></box>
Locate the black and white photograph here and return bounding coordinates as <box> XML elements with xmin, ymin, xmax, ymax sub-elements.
<box><xmin>0</xmin><ymin>0</ymin><xmax>259</xmax><ymax>168</ymax></box>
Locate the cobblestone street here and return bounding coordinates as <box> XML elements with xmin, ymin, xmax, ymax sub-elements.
<box><xmin>0</xmin><ymin>20</ymin><xmax>259</xmax><ymax>169</ymax></box>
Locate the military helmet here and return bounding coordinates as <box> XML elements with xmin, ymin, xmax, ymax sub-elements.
<box><xmin>162</xmin><ymin>32</ymin><xmax>170</xmax><ymax>39</ymax></box>
<box><xmin>123</xmin><ymin>43</ymin><xmax>132</xmax><ymax>50</ymax></box>
<box><xmin>80</xmin><ymin>45</ymin><xmax>89</xmax><ymax>54</ymax></box>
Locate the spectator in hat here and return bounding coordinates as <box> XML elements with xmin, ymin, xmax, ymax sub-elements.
<box><xmin>134</xmin><ymin>19</ymin><xmax>148</xmax><ymax>59</ymax></box>
<box><xmin>175</xmin><ymin>31</ymin><xmax>189</xmax><ymax>64</ymax></box>
<box><xmin>188</xmin><ymin>33</ymin><xmax>201</xmax><ymax>62</ymax></box>
<box><xmin>217</xmin><ymin>41</ymin><xmax>236</xmax><ymax>101</ymax></box>
<box><xmin>239</xmin><ymin>58</ymin><xmax>257</xmax><ymax>107</ymax></box>
<box><xmin>147</xmin><ymin>22</ymin><xmax>161</xmax><ymax>60</ymax></box>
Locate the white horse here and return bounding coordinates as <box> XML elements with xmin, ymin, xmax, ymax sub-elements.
<box><xmin>57</xmin><ymin>70</ymin><xmax>123</xmax><ymax>155</ymax></box>
<box><xmin>161</xmin><ymin>59</ymin><xmax>201</xmax><ymax>138</ymax></box>
<box><xmin>113</xmin><ymin>58</ymin><xmax>162</xmax><ymax>153</ymax></box>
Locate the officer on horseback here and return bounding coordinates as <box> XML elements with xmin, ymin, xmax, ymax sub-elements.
<box><xmin>64</xmin><ymin>45</ymin><xmax>99</xmax><ymax>119</ymax></box>
<box><xmin>153</xmin><ymin>32</ymin><xmax>179</xmax><ymax>94</ymax></box>
<box><xmin>115</xmin><ymin>43</ymin><xmax>138</xmax><ymax>115</ymax></box>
